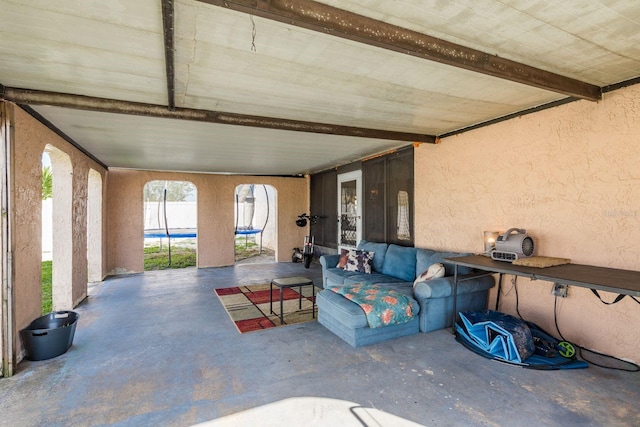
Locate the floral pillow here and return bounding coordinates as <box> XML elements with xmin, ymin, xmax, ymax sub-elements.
<box><xmin>344</xmin><ymin>250</ymin><xmax>375</xmax><ymax>274</ymax></box>
<box><xmin>413</xmin><ymin>263</ymin><xmax>445</xmax><ymax>288</ymax></box>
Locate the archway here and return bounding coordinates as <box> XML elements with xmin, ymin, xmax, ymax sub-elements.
<box><xmin>143</xmin><ymin>180</ymin><xmax>197</xmax><ymax>270</ymax></box>
<box><xmin>44</xmin><ymin>144</ymin><xmax>73</xmax><ymax>311</ymax></box>
<box><xmin>41</xmin><ymin>152</ymin><xmax>52</xmax><ymax>314</ymax></box>
<box><xmin>234</xmin><ymin>184</ymin><xmax>276</xmax><ymax>263</ymax></box>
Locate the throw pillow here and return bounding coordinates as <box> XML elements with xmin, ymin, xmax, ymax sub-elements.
<box><xmin>345</xmin><ymin>250</ymin><xmax>374</xmax><ymax>274</ymax></box>
<box><xmin>336</xmin><ymin>249</ymin><xmax>350</xmax><ymax>268</ymax></box>
<box><xmin>413</xmin><ymin>263</ymin><xmax>445</xmax><ymax>288</ymax></box>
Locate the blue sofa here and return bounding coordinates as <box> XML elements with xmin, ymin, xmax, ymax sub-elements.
<box><xmin>317</xmin><ymin>240</ymin><xmax>495</xmax><ymax>347</ymax></box>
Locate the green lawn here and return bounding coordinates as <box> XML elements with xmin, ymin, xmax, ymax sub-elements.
<box><xmin>144</xmin><ymin>244</ymin><xmax>197</xmax><ymax>270</ymax></box>
<box><xmin>42</xmin><ymin>260</ymin><xmax>52</xmax><ymax>315</ymax></box>
<box><xmin>234</xmin><ymin>239</ymin><xmax>261</xmax><ymax>261</ymax></box>
<box><xmin>42</xmin><ymin>239</ymin><xmax>264</xmax><ymax>312</ymax></box>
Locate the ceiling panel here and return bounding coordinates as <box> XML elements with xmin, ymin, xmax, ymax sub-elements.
<box><xmin>176</xmin><ymin>2</ymin><xmax>562</xmax><ymax>134</ymax></box>
<box><xmin>1</xmin><ymin>0</ymin><xmax>639</xmax><ymax>175</ymax></box>
<box><xmin>0</xmin><ymin>0</ymin><xmax>167</xmax><ymax>103</ymax></box>
<box><xmin>32</xmin><ymin>105</ymin><xmax>410</xmax><ymax>175</ymax></box>
<box><xmin>318</xmin><ymin>0</ymin><xmax>640</xmax><ymax>85</ymax></box>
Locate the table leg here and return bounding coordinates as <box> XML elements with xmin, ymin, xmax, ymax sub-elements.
<box><xmin>312</xmin><ymin>285</ymin><xmax>315</xmax><ymax>318</ymax></box>
<box><xmin>451</xmin><ymin>265</ymin><xmax>458</xmax><ymax>334</ymax></box>
<box><xmin>298</xmin><ymin>286</ymin><xmax>302</xmax><ymax>310</ymax></box>
<box><xmin>279</xmin><ymin>286</ymin><xmax>284</xmax><ymax>325</ymax></box>
<box><xmin>495</xmin><ymin>273</ymin><xmax>504</xmax><ymax>311</ymax></box>
<box><xmin>270</xmin><ymin>281</ymin><xmax>274</xmax><ymax>316</ymax></box>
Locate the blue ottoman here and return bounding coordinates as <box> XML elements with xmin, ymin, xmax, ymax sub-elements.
<box><xmin>316</xmin><ymin>289</ymin><xmax>420</xmax><ymax>347</ymax></box>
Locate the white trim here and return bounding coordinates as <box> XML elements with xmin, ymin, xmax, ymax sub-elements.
<box><xmin>87</xmin><ymin>169</ymin><xmax>103</xmax><ymax>282</ymax></box>
<box><xmin>0</xmin><ymin>103</ymin><xmax>14</xmax><ymax>377</ymax></box>
<box><xmin>337</xmin><ymin>170</ymin><xmax>362</xmax><ymax>251</ymax></box>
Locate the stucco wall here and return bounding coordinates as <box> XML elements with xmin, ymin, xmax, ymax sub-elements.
<box><xmin>415</xmin><ymin>85</ymin><xmax>640</xmax><ymax>362</ymax></box>
<box><xmin>11</xmin><ymin>105</ymin><xmax>107</xmax><ymax>356</ymax></box>
<box><xmin>106</xmin><ymin>169</ymin><xmax>308</xmax><ymax>273</ymax></box>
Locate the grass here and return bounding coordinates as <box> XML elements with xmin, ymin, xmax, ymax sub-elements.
<box><xmin>41</xmin><ymin>239</ymin><xmax>270</xmax><ymax>312</ymax></box>
<box><xmin>144</xmin><ymin>244</ymin><xmax>197</xmax><ymax>270</ymax></box>
<box><xmin>42</xmin><ymin>260</ymin><xmax>52</xmax><ymax>315</ymax></box>
<box><xmin>235</xmin><ymin>238</ymin><xmax>261</xmax><ymax>261</ymax></box>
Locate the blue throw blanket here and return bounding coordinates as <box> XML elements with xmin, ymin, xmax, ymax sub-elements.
<box><xmin>331</xmin><ymin>284</ymin><xmax>414</xmax><ymax>328</ymax></box>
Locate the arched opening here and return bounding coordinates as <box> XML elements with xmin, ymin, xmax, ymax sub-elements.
<box><xmin>234</xmin><ymin>184</ymin><xmax>276</xmax><ymax>264</ymax></box>
<box><xmin>41</xmin><ymin>152</ymin><xmax>52</xmax><ymax>313</ymax></box>
<box><xmin>143</xmin><ymin>180</ymin><xmax>197</xmax><ymax>270</ymax></box>
<box><xmin>44</xmin><ymin>145</ymin><xmax>73</xmax><ymax>311</ymax></box>
<box><xmin>87</xmin><ymin>169</ymin><xmax>102</xmax><ymax>282</ymax></box>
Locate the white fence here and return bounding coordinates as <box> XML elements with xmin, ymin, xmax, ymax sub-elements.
<box><xmin>144</xmin><ymin>201</ymin><xmax>197</xmax><ymax>229</ymax></box>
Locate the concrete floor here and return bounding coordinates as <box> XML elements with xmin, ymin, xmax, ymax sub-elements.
<box><xmin>1</xmin><ymin>261</ymin><xmax>639</xmax><ymax>426</ymax></box>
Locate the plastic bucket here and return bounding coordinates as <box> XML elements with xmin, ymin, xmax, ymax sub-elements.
<box><xmin>20</xmin><ymin>311</ymin><xmax>79</xmax><ymax>361</ymax></box>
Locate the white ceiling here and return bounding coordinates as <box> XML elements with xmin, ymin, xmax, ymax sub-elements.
<box><xmin>1</xmin><ymin>0</ymin><xmax>639</xmax><ymax>175</ymax></box>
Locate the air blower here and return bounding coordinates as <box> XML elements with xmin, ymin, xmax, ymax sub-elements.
<box><xmin>491</xmin><ymin>228</ymin><xmax>535</xmax><ymax>262</ymax></box>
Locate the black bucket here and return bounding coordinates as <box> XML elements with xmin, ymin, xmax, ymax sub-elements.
<box><xmin>20</xmin><ymin>311</ymin><xmax>79</xmax><ymax>361</ymax></box>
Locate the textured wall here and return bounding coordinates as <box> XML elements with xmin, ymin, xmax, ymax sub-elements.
<box><xmin>106</xmin><ymin>169</ymin><xmax>308</xmax><ymax>273</ymax></box>
<box><xmin>415</xmin><ymin>85</ymin><xmax>640</xmax><ymax>362</ymax></box>
<box><xmin>11</xmin><ymin>106</ymin><xmax>107</xmax><ymax>357</ymax></box>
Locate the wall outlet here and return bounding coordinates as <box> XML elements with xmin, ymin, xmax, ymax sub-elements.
<box><xmin>552</xmin><ymin>283</ymin><xmax>568</xmax><ymax>298</ymax></box>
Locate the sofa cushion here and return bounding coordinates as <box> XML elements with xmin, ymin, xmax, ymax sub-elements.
<box><xmin>333</xmin><ymin>281</ymin><xmax>420</xmax><ymax>315</ymax></box>
<box><xmin>317</xmin><ymin>286</ymin><xmax>420</xmax><ymax>330</ymax></box>
<box><xmin>381</xmin><ymin>244</ymin><xmax>417</xmax><ymax>282</ymax></box>
<box><xmin>344</xmin><ymin>272</ymin><xmax>407</xmax><ymax>287</ymax></box>
<box><xmin>357</xmin><ymin>240</ymin><xmax>388</xmax><ymax>272</ymax></box>
<box><xmin>317</xmin><ymin>290</ymin><xmax>369</xmax><ymax>329</ymax></box>
<box><xmin>330</xmin><ymin>284</ymin><xmax>416</xmax><ymax>328</ymax></box>
<box><xmin>416</xmin><ymin>249</ymin><xmax>473</xmax><ymax>277</ymax></box>
<box><xmin>370</xmin><ymin>283</ymin><xmax>420</xmax><ymax>315</ymax></box>
<box><xmin>324</xmin><ymin>267</ymin><xmax>361</xmax><ymax>288</ymax></box>
<box><xmin>344</xmin><ymin>249</ymin><xmax>374</xmax><ymax>273</ymax></box>
<box><xmin>413</xmin><ymin>276</ymin><xmax>495</xmax><ymax>299</ymax></box>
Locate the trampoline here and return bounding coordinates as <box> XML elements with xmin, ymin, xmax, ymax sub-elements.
<box><xmin>144</xmin><ymin>228</ymin><xmax>197</xmax><ymax>239</ymax></box>
<box><xmin>235</xmin><ymin>184</ymin><xmax>270</xmax><ymax>253</ymax></box>
<box><xmin>143</xmin><ymin>185</ymin><xmax>197</xmax><ymax>267</ymax></box>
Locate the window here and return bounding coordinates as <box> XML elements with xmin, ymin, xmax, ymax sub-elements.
<box><xmin>363</xmin><ymin>148</ymin><xmax>414</xmax><ymax>246</ymax></box>
<box><xmin>310</xmin><ymin>148</ymin><xmax>413</xmax><ymax>248</ymax></box>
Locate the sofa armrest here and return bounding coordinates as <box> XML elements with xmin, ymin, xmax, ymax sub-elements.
<box><xmin>413</xmin><ymin>275</ymin><xmax>495</xmax><ymax>300</ymax></box>
<box><xmin>320</xmin><ymin>254</ymin><xmax>340</xmax><ymax>269</ymax></box>
<box><xmin>320</xmin><ymin>254</ymin><xmax>341</xmax><ymax>288</ymax></box>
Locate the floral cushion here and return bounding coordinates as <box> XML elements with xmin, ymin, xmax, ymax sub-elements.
<box><xmin>331</xmin><ymin>284</ymin><xmax>414</xmax><ymax>328</ymax></box>
<box><xmin>344</xmin><ymin>250</ymin><xmax>374</xmax><ymax>274</ymax></box>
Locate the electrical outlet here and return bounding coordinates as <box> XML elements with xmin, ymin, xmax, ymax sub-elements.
<box><xmin>552</xmin><ymin>283</ymin><xmax>568</xmax><ymax>298</ymax></box>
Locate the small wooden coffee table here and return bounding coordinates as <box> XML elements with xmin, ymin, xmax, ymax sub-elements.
<box><xmin>270</xmin><ymin>276</ymin><xmax>315</xmax><ymax>325</ymax></box>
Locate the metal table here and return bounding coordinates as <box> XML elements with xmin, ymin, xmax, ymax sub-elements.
<box><xmin>270</xmin><ymin>276</ymin><xmax>315</xmax><ymax>325</ymax></box>
<box><xmin>444</xmin><ymin>255</ymin><xmax>640</xmax><ymax>333</ymax></box>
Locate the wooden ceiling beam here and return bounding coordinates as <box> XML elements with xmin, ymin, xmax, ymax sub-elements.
<box><xmin>198</xmin><ymin>0</ymin><xmax>601</xmax><ymax>101</ymax></box>
<box><xmin>0</xmin><ymin>86</ymin><xmax>436</xmax><ymax>143</ymax></box>
<box><xmin>161</xmin><ymin>0</ymin><xmax>176</xmax><ymax>111</ymax></box>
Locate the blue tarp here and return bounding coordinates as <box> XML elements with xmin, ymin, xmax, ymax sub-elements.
<box><xmin>456</xmin><ymin>310</ymin><xmax>588</xmax><ymax>370</ymax></box>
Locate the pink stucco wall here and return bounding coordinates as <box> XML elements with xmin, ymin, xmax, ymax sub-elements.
<box><xmin>106</xmin><ymin>169</ymin><xmax>308</xmax><ymax>273</ymax></box>
<box><xmin>414</xmin><ymin>85</ymin><xmax>640</xmax><ymax>362</ymax></box>
<box><xmin>7</xmin><ymin>83</ymin><xmax>640</xmax><ymax>365</ymax></box>
<box><xmin>11</xmin><ymin>105</ymin><xmax>107</xmax><ymax>357</ymax></box>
